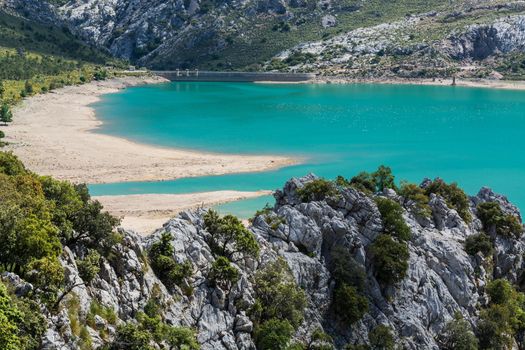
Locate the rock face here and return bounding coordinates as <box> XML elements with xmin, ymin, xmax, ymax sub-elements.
<box><xmin>9</xmin><ymin>174</ymin><xmax>523</xmax><ymax>349</ymax></box>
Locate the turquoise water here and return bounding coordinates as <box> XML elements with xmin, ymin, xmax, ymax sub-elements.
<box><xmin>89</xmin><ymin>82</ymin><xmax>525</xmax><ymax>217</ymax></box>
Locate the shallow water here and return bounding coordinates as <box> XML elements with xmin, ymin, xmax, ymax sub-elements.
<box><xmin>89</xmin><ymin>82</ymin><xmax>525</xmax><ymax>217</ymax></box>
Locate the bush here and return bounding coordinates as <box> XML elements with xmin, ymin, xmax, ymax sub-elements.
<box><xmin>349</xmin><ymin>172</ymin><xmax>376</xmax><ymax>194</ymax></box>
<box><xmin>0</xmin><ymin>104</ymin><xmax>13</xmax><ymax>124</ymax></box>
<box><xmin>425</xmin><ymin>179</ymin><xmax>471</xmax><ymax>222</ymax></box>
<box><xmin>0</xmin><ymin>151</ymin><xmax>26</xmax><ymax>175</ymax></box>
<box><xmin>464</xmin><ymin>233</ymin><xmax>492</xmax><ymax>257</ymax></box>
<box><xmin>398</xmin><ymin>182</ymin><xmax>431</xmax><ymax>217</ymax></box>
<box><xmin>149</xmin><ymin>232</ymin><xmax>193</xmax><ymax>291</ymax></box>
<box><xmin>77</xmin><ymin>249</ymin><xmax>101</xmax><ymax>284</ymax></box>
<box><xmin>438</xmin><ymin>312</ymin><xmax>478</xmax><ymax>350</ymax></box>
<box><xmin>369</xmin><ymin>325</ymin><xmax>395</xmax><ymax>350</ymax></box>
<box><xmin>372</xmin><ymin>165</ymin><xmax>396</xmax><ymax>192</ymax></box>
<box><xmin>333</xmin><ymin>284</ymin><xmax>368</xmax><ymax>326</ymax></box>
<box><xmin>209</xmin><ymin>256</ymin><xmax>239</xmax><ymax>289</ymax></box>
<box><xmin>252</xmin><ymin>258</ymin><xmax>307</xmax><ymax>328</ymax></box>
<box><xmin>486</xmin><ymin>279</ymin><xmax>513</xmax><ymax>305</ymax></box>
<box><xmin>255</xmin><ymin>318</ymin><xmax>294</xmax><ymax>350</ymax></box>
<box><xmin>369</xmin><ymin>234</ymin><xmax>409</xmax><ymax>285</ymax></box>
<box><xmin>477</xmin><ymin>202</ymin><xmax>523</xmax><ymax>238</ymax></box>
<box><xmin>203</xmin><ymin>210</ymin><xmax>259</xmax><ymax>259</ymax></box>
<box><xmin>329</xmin><ymin>247</ymin><xmax>366</xmax><ymax>292</ymax></box>
<box><xmin>297</xmin><ymin>178</ymin><xmax>338</xmax><ymax>202</ymax></box>
<box><xmin>375</xmin><ymin>197</ymin><xmax>411</xmax><ymax>241</ymax></box>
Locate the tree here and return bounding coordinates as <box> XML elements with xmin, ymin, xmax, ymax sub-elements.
<box><xmin>164</xmin><ymin>326</ymin><xmax>200</xmax><ymax>350</ymax></box>
<box><xmin>333</xmin><ymin>284</ymin><xmax>368</xmax><ymax>326</ymax></box>
<box><xmin>349</xmin><ymin>172</ymin><xmax>376</xmax><ymax>193</ymax></box>
<box><xmin>477</xmin><ymin>202</ymin><xmax>523</xmax><ymax>238</ymax></box>
<box><xmin>252</xmin><ymin>258</ymin><xmax>307</xmax><ymax>328</ymax></box>
<box><xmin>369</xmin><ymin>234</ymin><xmax>409</xmax><ymax>285</ymax></box>
<box><xmin>438</xmin><ymin>312</ymin><xmax>478</xmax><ymax>350</ymax></box>
<box><xmin>203</xmin><ymin>210</ymin><xmax>259</xmax><ymax>260</ymax></box>
<box><xmin>464</xmin><ymin>233</ymin><xmax>493</xmax><ymax>257</ymax></box>
<box><xmin>297</xmin><ymin>178</ymin><xmax>338</xmax><ymax>202</ymax></box>
<box><xmin>0</xmin><ymin>130</ymin><xmax>5</xmax><ymax>147</ymax></box>
<box><xmin>255</xmin><ymin>318</ymin><xmax>294</xmax><ymax>350</ymax></box>
<box><xmin>372</xmin><ymin>165</ymin><xmax>396</xmax><ymax>192</ymax></box>
<box><xmin>0</xmin><ymin>282</ymin><xmax>22</xmax><ymax>350</ymax></box>
<box><xmin>0</xmin><ymin>80</ymin><xmax>4</xmax><ymax>98</ymax></box>
<box><xmin>425</xmin><ymin>178</ymin><xmax>471</xmax><ymax>222</ymax></box>
<box><xmin>369</xmin><ymin>325</ymin><xmax>395</xmax><ymax>350</ymax></box>
<box><xmin>1</xmin><ymin>104</ymin><xmax>13</xmax><ymax>125</ymax></box>
<box><xmin>398</xmin><ymin>182</ymin><xmax>431</xmax><ymax>217</ymax></box>
<box><xmin>209</xmin><ymin>256</ymin><xmax>239</xmax><ymax>289</ymax></box>
<box><xmin>77</xmin><ymin>249</ymin><xmax>101</xmax><ymax>284</ymax></box>
<box><xmin>0</xmin><ymin>152</ymin><xmax>26</xmax><ymax>175</ymax></box>
<box><xmin>329</xmin><ymin>247</ymin><xmax>366</xmax><ymax>292</ymax></box>
<box><xmin>375</xmin><ymin>197</ymin><xmax>411</xmax><ymax>241</ymax></box>
<box><xmin>149</xmin><ymin>232</ymin><xmax>193</xmax><ymax>291</ymax></box>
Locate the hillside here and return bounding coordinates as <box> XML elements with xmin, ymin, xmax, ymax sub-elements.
<box><xmin>1</xmin><ymin>152</ymin><xmax>525</xmax><ymax>349</ymax></box>
<box><xmin>3</xmin><ymin>0</ymin><xmax>525</xmax><ymax>79</ymax></box>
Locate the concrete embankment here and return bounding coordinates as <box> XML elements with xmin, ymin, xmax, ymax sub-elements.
<box><xmin>153</xmin><ymin>70</ymin><xmax>315</xmax><ymax>82</ymax></box>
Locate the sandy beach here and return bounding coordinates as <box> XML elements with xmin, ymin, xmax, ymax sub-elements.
<box><xmin>5</xmin><ymin>76</ymin><xmax>293</xmax><ymax>234</ymax></box>
<box><xmin>95</xmin><ymin>190</ymin><xmax>271</xmax><ymax>234</ymax></box>
<box><xmin>6</xmin><ymin>76</ymin><xmax>295</xmax><ymax>184</ymax></box>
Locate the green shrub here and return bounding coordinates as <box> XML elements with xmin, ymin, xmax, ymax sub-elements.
<box><xmin>476</xmin><ymin>279</ymin><xmax>525</xmax><ymax>349</ymax></box>
<box><xmin>203</xmin><ymin>210</ymin><xmax>259</xmax><ymax>259</ymax></box>
<box><xmin>372</xmin><ymin>165</ymin><xmax>396</xmax><ymax>192</ymax></box>
<box><xmin>464</xmin><ymin>233</ymin><xmax>492</xmax><ymax>257</ymax></box>
<box><xmin>375</xmin><ymin>197</ymin><xmax>411</xmax><ymax>241</ymax></box>
<box><xmin>252</xmin><ymin>258</ymin><xmax>307</xmax><ymax>328</ymax></box>
<box><xmin>369</xmin><ymin>325</ymin><xmax>395</xmax><ymax>350</ymax></box>
<box><xmin>209</xmin><ymin>256</ymin><xmax>239</xmax><ymax>289</ymax></box>
<box><xmin>0</xmin><ymin>104</ymin><xmax>12</xmax><ymax>124</ymax></box>
<box><xmin>255</xmin><ymin>318</ymin><xmax>294</xmax><ymax>350</ymax></box>
<box><xmin>0</xmin><ymin>151</ymin><xmax>26</xmax><ymax>175</ymax></box>
<box><xmin>333</xmin><ymin>284</ymin><xmax>368</xmax><ymax>326</ymax></box>
<box><xmin>425</xmin><ymin>179</ymin><xmax>471</xmax><ymax>223</ymax></box>
<box><xmin>438</xmin><ymin>312</ymin><xmax>478</xmax><ymax>350</ymax></box>
<box><xmin>296</xmin><ymin>178</ymin><xmax>338</xmax><ymax>202</ymax></box>
<box><xmin>349</xmin><ymin>172</ymin><xmax>376</xmax><ymax>194</ymax></box>
<box><xmin>398</xmin><ymin>182</ymin><xmax>431</xmax><ymax>217</ymax></box>
<box><xmin>309</xmin><ymin>327</ymin><xmax>334</xmax><ymax>350</ymax></box>
<box><xmin>477</xmin><ymin>202</ymin><xmax>523</xmax><ymax>238</ymax></box>
<box><xmin>109</xmin><ymin>323</ymin><xmax>155</xmax><ymax>350</ymax></box>
<box><xmin>149</xmin><ymin>232</ymin><xmax>193</xmax><ymax>291</ymax></box>
<box><xmin>329</xmin><ymin>247</ymin><xmax>366</xmax><ymax>292</ymax></box>
<box><xmin>76</xmin><ymin>249</ymin><xmax>101</xmax><ymax>284</ymax></box>
<box><xmin>369</xmin><ymin>234</ymin><xmax>409</xmax><ymax>285</ymax></box>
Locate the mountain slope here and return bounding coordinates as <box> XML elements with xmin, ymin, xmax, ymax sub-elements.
<box><xmin>6</xmin><ymin>0</ymin><xmax>525</xmax><ymax>76</ymax></box>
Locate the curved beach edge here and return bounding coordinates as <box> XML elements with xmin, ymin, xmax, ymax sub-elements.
<box><xmin>5</xmin><ymin>76</ymin><xmax>298</xmax><ymax>185</ymax></box>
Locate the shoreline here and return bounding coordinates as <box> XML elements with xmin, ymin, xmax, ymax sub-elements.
<box><xmin>5</xmin><ymin>76</ymin><xmax>297</xmax><ymax>184</ymax></box>
<box><xmin>95</xmin><ymin>190</ymin><xmax>271</xmax><ymax>235</ymax></box>
<box><xmin>5</xmin><ymin>75</ymin><xmax>295</xmax><ymax>234</ymax></box>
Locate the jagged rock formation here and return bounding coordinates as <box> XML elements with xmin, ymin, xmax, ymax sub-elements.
<box><xmin>5</xmin><ymin>174</ymin><xmax>523</xmax><ymax>349</ymax></box>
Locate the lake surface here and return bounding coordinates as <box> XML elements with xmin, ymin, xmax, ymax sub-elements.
<box><xmin>89</xmin><ymin>82</ymin><xmax>525</xmax><ymax>217</ymax></box>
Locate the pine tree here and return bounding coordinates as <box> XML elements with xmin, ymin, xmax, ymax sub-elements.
<box><xmin>0</xmin><ymin>104</ymin><xmax>13</xmax><ymax>125</ymax></box>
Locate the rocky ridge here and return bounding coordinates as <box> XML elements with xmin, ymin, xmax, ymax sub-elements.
<box><xmin>5</xmin><ymin>174</ymin><xmax>523</xmax><ymax>349</ymax></box>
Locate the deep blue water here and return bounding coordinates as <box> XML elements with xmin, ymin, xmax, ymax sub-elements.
<box><xmin>88</xmin><ymin>82</ymin><xmax>525</xmax><ymax>217</ymax></box>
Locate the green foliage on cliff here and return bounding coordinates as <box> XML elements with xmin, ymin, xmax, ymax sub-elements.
<box><xmin>148</xmin><ymin>232</ymin><xmax>193</xmax><ymax>291</ymax></box>
<box><xmin>424</xmin><ymin>178</ymin><xmax>472</xmax><ymax>223</ymax></box>
<box><xmin>398</xmin><ymin>182</ymin><xmax>431</xmax><ymax>218</ymax></box>
<box><xmin>204</xmin><ymin>210</ymin><xmax>260</xmax><ymax>260</ymax></box>
<box><xmin>0</xmin><ymin>281</ymin><xmax>45</xmax><ymax>350</ymax></box>
<box><xmin>208</xmin><ymin>256</ymin><xmax>240</xmax><ymax>289</ymax></box>
<box><xmin>477</xmin><ymin>202</ymin><xmax>523</xmax><ymax>238</ymax></box>
<box><xmin>477</xmin><ymin>279</ymin><xmax>525</xmax><ymax>350</ymax></box>
<box><xmin>369</xmin><ymin>234</ymin><xmax>409</xmax><ymax>285</ymax></box>
<box><xmin>297</xmin><ymin>178</ymin><xmax>338</xmax><ymax>202</ymax></box>
<box><xmin>375</xmin><ymin>197</ymin><xmax>411</xmax><ymax>241</ymax></box>
<box><xmin>464</xmin><ymin>233</ymin><xmax>493</xmax><ymax>257</ymax></box>
<box><xmin>438</xmin><ymin>312</ymin><xmax>478</xmax><ymax>350</ymax></box>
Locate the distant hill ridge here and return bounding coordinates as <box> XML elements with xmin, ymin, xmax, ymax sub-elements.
<box><xmin>2</xmin><ymin>0</ymin><xmax>525</xmax><ymax>78</ymax></box>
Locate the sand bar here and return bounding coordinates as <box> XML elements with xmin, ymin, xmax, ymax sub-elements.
<box><xmin>5</xmin><ymin>76</ymin><xmax>296</xmax><ymax>184</ymax></box>
<box><xmin>95</xmin><ymin>190</ymin><xmax>271</xmax><ymax>235</ymax></box>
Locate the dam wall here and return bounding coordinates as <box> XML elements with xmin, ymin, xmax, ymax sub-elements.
<box><xmin>153</xmin><ymin>70</ymin><xmax>315</xmax><ymax>82</ymax></box>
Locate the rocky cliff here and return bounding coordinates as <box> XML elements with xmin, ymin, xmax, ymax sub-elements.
<box><xmin>7</xmin><ymin>173</ymin><xmax>524</xmax><ymax>349</ymax></box>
